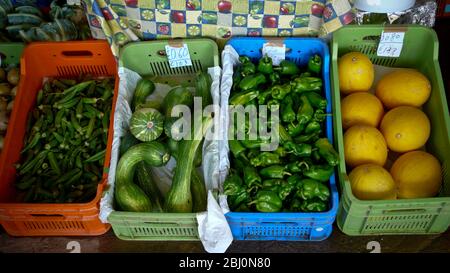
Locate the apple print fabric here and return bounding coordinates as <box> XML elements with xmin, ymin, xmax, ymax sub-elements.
<box><xmin>83</xmin><ymin>0</ymin><xmax>353</xmax><ymax>57</ymax></box>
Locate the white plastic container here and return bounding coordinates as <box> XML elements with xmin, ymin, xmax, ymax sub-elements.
<box><xmin>354</xmin><ymin>0</ymin><xmax>416</xmax><ymax>13</ymax></box>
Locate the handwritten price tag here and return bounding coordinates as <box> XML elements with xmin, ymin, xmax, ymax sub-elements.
<box><xmin>165</xmin><ymin>44</ymin><xmax>192</xmax><ymax>68</ymax></box>
<box><xmin>377</xmin><ymin>32</ymin><xmax>405</xmax><ymax>58</ymax></box>
<box><xmin>262</xmin><ymin>43</ymin><xmax>286</xmax><ymax>66</ymax></box>
<box><xmin>67</xmin><ymin>0</ymin><xmax>81</xmax><ymax>5</ymax></box>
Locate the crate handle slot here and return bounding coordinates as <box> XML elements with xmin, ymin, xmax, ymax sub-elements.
<box><xmin>30</xmin><ymin>214</ymin><xmax>65</xmax><ymax>218</ymax></box>
<box><xmin>261</xmin><ymin>222</ymin><xmax>299</xmax><ymax>226</ymax></box>
<box><xmin>143</xmin><ymin>222</ymin><xmax>180</xmax><ymax>227</ymax></box>
<box><xmin>362</xmin><ymin>35</ymin><xmax>380</xmax><ymax>41</ymax></box>
<box><xmin>61</xmin><ymin>50</ymin><xmax>93</xmax><ymax>57</ymax></box>
<box><xmin>382</xmin><ymin>208</ymin><xmax>427</xmax><ymax>215</ymax></box>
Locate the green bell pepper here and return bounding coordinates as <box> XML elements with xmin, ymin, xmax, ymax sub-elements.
<box><xmin>262</xmin><ymin>179</ymin><xmax>295</xmax><ymax>201</ymax></box>
<box><xmin>278</xmin><ymin>181</ymin><xmax>295</xmax><ymax>201</ymax></box>
<box><xmin>223</xmin><ymin>171</ymin><xmax>244</xmax><ymax>196</ymax></box>
<box><xmin>235</xmin><ymin>203</ymin><xmax>252</xmax><ymax>212</ymax></box>
<box><xmin>233</xmin><ymin>157</ymin><xmax>248</xmax><ymax>174</ymax></box>
<box><xmin>271</xmin><ymin>84</ymin><xmax>292</xmax><ymax>101</ymax></box>
<box><xmin>240</xmin><ymin>139</ymin><xmax>271</xmax><ymax>149</ymax></box>
<box><xmin>267</xmin><ymin>99</ymin><xmax>280</xmax><ymax>111</ymax></box>
<box><xmin>249</xmin><ymin>190</ymin><xmax>283</xmax><ymax>212</ymax></box>
<box><xmin>286</xmin><ymin>122</ymin><xmax>304</xmax><ymax>137</ymax></box>
<box><xmin>290</xmin><ymin>198</ymin><xmax>303</xmax><ymax>212</ymax></box>
<box><xmin>287</xmin><ymin>174</ymin><xmax>303</xmax><ymax>187</ymax></box>
<box><xmin>257</xmin><ymin>90</ymin><xmax>272</xmax><ymax>105</ymax></box>
<box><xmin>286</xmin><ymin>160</ymin><xmax>311</xmax><ymax>173</ymax></box>
<box><xmin>229</xmin><ymin>89</ymin><xmax>259</xmax><ymax>105</ymax></box>
<box><xmin>314</xmin><ymin>138</ymin><xmax>339</xmax><ymax>166</ymax></box>
<box><xmin>274</xmin><ymin>146</ymin><xmax>288</xmax><ymax>158</ymax></box>
<box><xmin>304</xmin><ymin>120</ymin><xmax>322</xmax><ymax>135</ymax></box>
<box><xmin>245</xmin><ymin>99</ymin><xmax>258</xmax><ymax>108</ymax></box>
<box><xmin>303</xmin><ymin>164</ymin><xmax>334</xmax><ymax>182</ymax></box>
<box><xmin>250</xmin><ymin>152</ymin><xmax>281</xmax><ymax>167</ymax></box>
<box><xmin>239</xmin><ymin>74</ymin><xmax>267</xmax><ymax>91</ymax></box>
<box><xmin>299</xmin><ymin>72</ymin><xmax>312</xmax><ymax>78</ymax></box>
<box><xmin>281</xmin><ymin>96</ymin><xmax>296</xmax><ymax>123</ymax></box>
<box><xmin>296</xmin><ymin>178</ymin><xmax>330</xmax><ymax>201</ymax></box>
<box><xmin>262</xmin><ymin>179</ymin><xmax>284</xmax><ymax>188</ymax></box>
<box><xmin>291</xmin><ymin>77</ymin><xmax>322</xmax><ymax>93</ymax></box>
<box><xmin>274</xmin><ymin>60</ymin><xmax>300</xmax><ymax>76</ymax></box>
<box><xmin>300</xmin><ymin>198</ymin><xmax>327</xmax><ymax>212</ymax></box>
<box><xmin>313</xmin><ymin>109</ymin><xmax>327</xmax><ymax>123</ymax></box>
<box><xmin>277</xmin><ymin>124</ymin><xmax>293</xmax><ymax>144</ymax></box>
<box><xmin>243</xmin><ymin>165</ymin><xmax>262</xmax><ymax>189</ymax></box>
<box><xmin>257</xmin><ymin>55</ymin><xmax>274</xmax><ymax>74</ymax></box>
<box><xmin>239</xmin><ymin>56</ymin><xmax>251</xmax><ymax>64</ymax></box>
<box><xmin>228</xmin><ymin>187</ymin><xmax>250</xmax><ymax>211</ymax></box>
<box><xmin>229</xmin><ymin>139</ymin><xmax>248</xmax><ymax>161</ymax></box>
<box><xmin>269</xmin><ymin>72</ymin><xmax>281</xmax><ymax>85</ymax></box>
<box><xmin>246</xmin><ymin>149</ymin><xmax>259</xmax><ymax>160</ymax></box>
<box><xmin>304</xmin><ymin>91</ymin><xmax>327</xmax><ymax>110</ymax></box>
<box><xmin>294</xmin><ymin>131</ymin><xmax>321</xmax><ymax>144</ymax></box>
<box><xmin>241</xmin><ymin>62</ymin><xmax>256</xmax><ymax>77</ymax></box>
<box><xmin>232</xmin><ymin>70</ymin><xmax>242</xmax><ymax>92</ymax></box>
<box><xmin>259</xmin><ymin>165</ymin><xmax>291</xmax><ymax>179</ymax></box>
<box><xmin>312</xmin><ymin>149</ymin><xmax>321</xmax><ymax>162</ymax></box>
<box><xmin>297</xmin><ymin>95</ymin><xmax>314</xmax><ymax>125</ymax></box>
<box><xmin>307</xmin><ymin>54</ymin><xmax>322</xmax><ymax>75</ymax></box>
<box><xmin>283</xmin><ymin>141</ymin><xmax>312</xmax><ymax>157</ymax></box>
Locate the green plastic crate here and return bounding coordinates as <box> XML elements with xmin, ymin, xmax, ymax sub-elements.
<box><xmin>109</xmin><ymin>38</ymin><xmax>219</xmax><ymax>241</ymax></box>
<box><xmin>0</xmin><ymin>43</ymin><xmax>24</xmax><ymax>67</ymax></box>
<box><xmin>331</xmin><ymin>25</ymin><xmax>450</xmax><ymax>235</ymax></box>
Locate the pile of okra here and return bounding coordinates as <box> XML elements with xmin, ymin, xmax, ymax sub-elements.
<box><xmin>15</xmin><ymin>76</ymin><xmax>114</xmax><ymax>203</ymax></box>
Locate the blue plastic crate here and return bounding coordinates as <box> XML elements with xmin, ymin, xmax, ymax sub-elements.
<box><xmin>224</xmin><ymin>37</ymin><xmax>339</xmax><ymax>241</ymax></box>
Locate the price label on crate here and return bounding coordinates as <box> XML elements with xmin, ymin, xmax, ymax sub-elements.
<box><xmin>67</xmin><ymin>0</ymin><xmax>81</xmax><ymax>5</ymax></box>
<box><xmin>165</xmin><ymin>44</ymin><xmax>192</xmax><ymax>68</ymax></box>
<box><xmin>377</xmin><ymin>31</ymin><xmax>405</xmax><ymax>58</ymax></box>
<box><xmin>262</xmin><ymin>43</ymin><xmax>286</xmax><ymax>66</ymax></box>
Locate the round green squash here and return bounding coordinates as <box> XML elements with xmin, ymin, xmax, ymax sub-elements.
<box><xmin>130</xmin><ymin>107</ymin><xmax>164</xmax><ymax>142</ymax></box>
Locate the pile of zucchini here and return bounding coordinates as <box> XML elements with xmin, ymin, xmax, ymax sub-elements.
<box><xmin>15</xmin><ymin>77</ymin><xmax>114</xmax><ymax>203</ymax></box>
<box><xmin>115</xmin><ymin>72</ymin><xmax>213</xmax><ymax>213</ymax></box>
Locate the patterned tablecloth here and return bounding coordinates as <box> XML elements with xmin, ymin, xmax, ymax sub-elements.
<box><xmin>83</xmin><ymin>0</ymin><xmax>354</xmax><ymax>57</ymax></box>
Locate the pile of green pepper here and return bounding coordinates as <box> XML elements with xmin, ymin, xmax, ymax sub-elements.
<box><xmin>225</xmin><ymin>54</ymin><xmax>339</xmax><ymax>213</ymax></box>
<box><xmin>14</xmin><ymin>77</ymin><xmax>114</xmax><ymax>203</ymax></box>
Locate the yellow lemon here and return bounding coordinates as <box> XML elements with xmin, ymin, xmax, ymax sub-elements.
<box><xmin>390</xmin><ymin>151</ymin><xmax>442</xmax><ymax>199</ymax></box>
<box><xmin>344</xmin><ymin>125</ymin><xmax>388</xmax><ymax>168</ymax></box>
<box><xmin>338</xmin><ymin>52</ymin><xmax>375</xmax><ymax>95</ymax></box>
<box><xmin>380</xmin><ymin>106</ymin><xmax>430</xmax><ymax>153</ymax></box>
<box><xmin>341</xmin><ymin>92</ymin><xmax>384</xmax><ymax>129</ymax></box>
<box><xmin>349</xmin><ymin>164</ymin><xmax>397</xmax><ymax>200</ymax></box>
<box><xmin>376</xmin><ymin>69</ymin><xmax>431</xmax><ymax>109</ymax></box>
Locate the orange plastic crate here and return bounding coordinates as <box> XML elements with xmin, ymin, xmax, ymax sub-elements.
<box><xmin>0</xmin><ymin>41</ymin><xmax>118</xmax><ymax>236</ymax></box>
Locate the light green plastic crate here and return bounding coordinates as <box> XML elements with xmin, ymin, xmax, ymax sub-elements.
<box><xmin>0</xmin><ymin>43</ymin><xmax>24</xmax><ymax>67</ymax></box>
<box><xmin>109</xmin><ymin>38</ymin><xmax>219</xmax><ymax>241</ymax></box>
<box><xmin>331</xmin><ymin>25</ymin><xmax>450</xmax><ymax>235</ymax></box>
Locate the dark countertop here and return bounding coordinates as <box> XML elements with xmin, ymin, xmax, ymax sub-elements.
<box><xmin>1</xmin><ymin>227</ymin><xmax>449</xmax><ymax>253</ymax></box>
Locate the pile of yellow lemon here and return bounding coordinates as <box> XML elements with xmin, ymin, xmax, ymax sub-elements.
<box><xmin>338</xmin><ymin>52</ymin><xmax>442</xmax><ymax>200</ymax></box>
